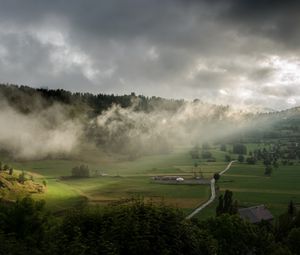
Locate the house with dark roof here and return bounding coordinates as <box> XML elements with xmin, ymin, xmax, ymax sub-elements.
<box><xmin>238</xmin><ymin>205</ymin><xmax>274</xmax><ymax>224</ymax></box>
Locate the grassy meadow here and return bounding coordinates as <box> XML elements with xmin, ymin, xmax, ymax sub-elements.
<box><xmin>2</xmin><ymin>142</ymin><xmax>300</xmax><ymax>218</ymax></box>
<box><xmin>218</xmin><ymin>162</ymin><xmax>300</xmax><ymax>217</ymax></box>
<box><xmin>4</xmin><ymin>146</ymin><xmax>229</xmax><ymax>214</ymax></box>
<box><xmin>195</xmin><ymin>143</ymin><xmax>300</xmax><ymax>218</ymax></box>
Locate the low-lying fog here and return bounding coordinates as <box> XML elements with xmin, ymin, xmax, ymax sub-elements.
<box><xmin>0</xmin><ymin>96</ymin><xmax>275</xmax><ymax>160</ymax></box>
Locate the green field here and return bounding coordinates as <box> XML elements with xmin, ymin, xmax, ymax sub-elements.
<box><xmin>3</xmin><ymin>143</ymin><xmax>300</xmax><ymax>218</ymax></box>
<box><xmin>3</xmin><ymin>147</ymin><xmax>229</xmax><ymax>215</ymax></box>
<box><xmin>195</xmin><ymin>142</ymin><xmax>300</xmax><ymax>218</ymax></box>
<box><xmin>217</xmin><ymin>162</ymin><xmax>300</xmax><ymax>216</ymax></box>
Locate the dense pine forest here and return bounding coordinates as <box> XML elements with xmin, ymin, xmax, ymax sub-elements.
<box><xmin>0</xmin><ymin>83</ymin><xmax>184</xmax><ymax>115</ymax></box>
<box><xmin>1</xmin><ymin>197</ymin><xmax>300</xmax><ymax>255</ymax></box>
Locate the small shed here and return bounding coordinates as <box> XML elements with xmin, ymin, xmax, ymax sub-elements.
<box><xmin>238</xmin><ymin>205</ymin><xmax>273</xmax><ymax>224</ymax></box>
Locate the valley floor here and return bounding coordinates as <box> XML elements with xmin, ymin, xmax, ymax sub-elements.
<box><xmin>2</xmin><ymin>143</ymin><xmax>300</xmax><ymax>218</ymax></box>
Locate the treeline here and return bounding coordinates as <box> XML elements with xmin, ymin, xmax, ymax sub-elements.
<box><xmin>0</xmin><ymin>197</ymin><xmax>300</xmax><ymax>255</ymax></box>
<box><xmin>0</xmin><ymin>83</ymin><xmax>184</xmax><ymax>116</ymax></box>
<box><xmin>190</xmin><ymin>144</ymin><xmax>216</xmax><ymax>162</ymax></box>
<box><xmin>71</xmin><ymin>164</ymin><xmax>102</xmax><ymax>178</ymax></box>
<box><xmin>224</xmin><ymin>141</ymin><xmax>300</xmax><ymax>176</ymax></box>
<box><xmin>2</xmin><ymin>83</ymin><xmax>300</xmax><ymax>121</ymax></box>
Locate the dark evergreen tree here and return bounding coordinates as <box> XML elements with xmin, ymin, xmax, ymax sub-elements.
<box><xmin>233</xmin><ymin>144</ymin><xmax>247</xmax><ymax>155</ymax></box>
<box><xmin>238</xmin><ymin>154</ymin><xmax>245</xmax><ymax>163</ymax></box>
<box><xmin>264</xmin><ymin>165</ymin><xmax>273</xmax><ymax>176</ymax></box>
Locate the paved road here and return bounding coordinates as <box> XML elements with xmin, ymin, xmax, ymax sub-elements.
<box><xmin>186</xmin><ymin>160</ymin><xmax>236</xmax><ymax>219</ymax></box>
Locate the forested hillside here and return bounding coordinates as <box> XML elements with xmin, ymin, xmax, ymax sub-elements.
<box><xmin>0</xmin><ymin>83</ymin><xmax>184</xmax><ymax>115</ymax></box>
<box><xmin>1</xmin><ymin>83</ymin><xmax>300</xmax><ymax>160</ymax></box>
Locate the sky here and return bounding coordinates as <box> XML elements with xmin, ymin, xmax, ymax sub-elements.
<box><xmin>0</xmin><ymin>0</ymin><xmax>300</xmax><ymax>110</ymax></box>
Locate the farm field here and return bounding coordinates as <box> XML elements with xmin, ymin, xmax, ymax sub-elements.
<box><xmin>192</xmin><ymin>166</ymin><xmax>300</xmax><ymax>218</ymax></box>
<box><xmin>4</xmin><ymin>147</ymin><xmax>229</xmax><ymax>214</ymax></box>
<box><xmin>3</xmin><ymin>142</ymin><xmax>300</xmax><ymax>218</ymax></box>
<box><xmin>217</xmin><ymin>163</ymin><xmax>300</xmax><ymax>217</ymax></box>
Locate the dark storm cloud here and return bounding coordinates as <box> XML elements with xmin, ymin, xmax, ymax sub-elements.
<box><xmin>0</xmin><ymin>0</ymin><xmax>299</xmax><ymax>109</ymax></box>
<box><xmin>220</xmin><ymin>0</ymin><xmax>300</xmax><ymax>49</ymax></box>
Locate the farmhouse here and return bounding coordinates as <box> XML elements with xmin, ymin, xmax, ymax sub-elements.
<box><xmin>238</xmin><ymin>205</ymin><xmax>274</xmax><ymax>224</ymax></box>
<box><xmin>152</xmin><ymin>176</ymin><xmax>181</xmax><ymax>181</ymax></box>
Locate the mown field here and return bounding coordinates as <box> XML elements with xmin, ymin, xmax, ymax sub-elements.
<box><xmin>198</xmin><ymin>162</ymin><xmax>300</xmax><ymax>218</ymax></box>
<box><xmin>3</xmin><ymin>142</ymin><xmax>299</xmax><ymax>218</ymax></box>
<box><xmin>195</xmin><ymin>143</ymin><xmax>300</xmax><ymax>218</ymax></box>
<box><xmin>219</xmin><ymin>163</ymin><xmax>300</xmax><ymax>216</ymax></box>
<box><xmin>4</xmin><ymin>146</ymin><xmax>229</xmax><ymax>214</ymax></box>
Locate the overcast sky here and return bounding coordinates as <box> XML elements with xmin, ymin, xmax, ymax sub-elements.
<box><xmin>0</xmin><ymin>0</ymin><xmax>300</xmax><ymax>109</ymax></box>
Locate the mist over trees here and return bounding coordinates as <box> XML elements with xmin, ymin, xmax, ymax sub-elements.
<box><xmin>0</xmin><ymin>83</ymin><xmax>184</xmax><ymax>116</ymax></box>
<box><xmin>1</xmin><ymin>83</ymin><xmax>300</xmax><ymax>160</ymax></box>
<box><xmin>0</xmin><ymin>84</ymin><xmax>237</xmax><ymax>159</ymax></box>
<box><xmin>233</xmin><ymin>144</ymin><xmax>247</xmax><ymax>155</ymax></box>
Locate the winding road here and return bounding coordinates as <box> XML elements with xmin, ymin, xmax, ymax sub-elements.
<box><xmin>186</xmin><ymin>160</ymin><xmax>236</xmax><ymax>219</ymax></box>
